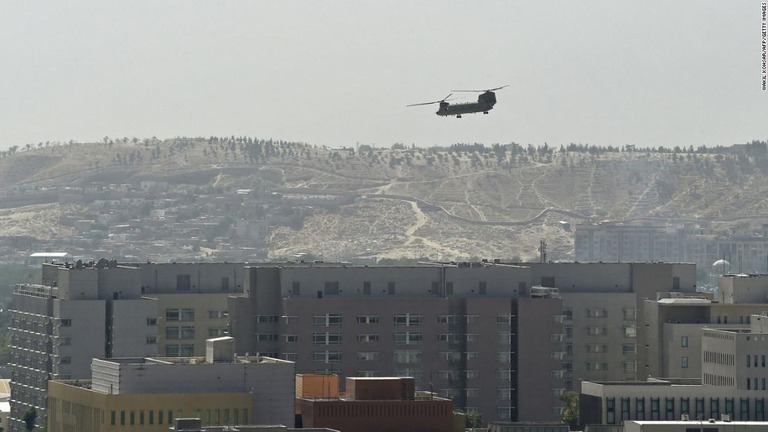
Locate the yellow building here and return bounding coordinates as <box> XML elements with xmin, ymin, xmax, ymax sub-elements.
<box><xmin>47</xmin><ymin>340</ymin><xmax>295</xmax><ymax>432</ymax></box>
<box><xmin>150</xmin><ymin>292</ymin><xmax>234</xmax><ymax>356</ymax></box>
<box><xmin>48</xmin><ymin>383</ymin><xmax>252</xmax><ymax>432</ymax></box>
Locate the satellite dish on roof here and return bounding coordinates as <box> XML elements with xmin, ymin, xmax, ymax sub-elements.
<box><xmin>713</xmin><ymin>259</ymin><xmax>730</xmax><ymax>275</ymax></box>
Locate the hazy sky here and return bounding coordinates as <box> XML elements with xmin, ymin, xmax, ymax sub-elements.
<box><xmin>1</xmin><ymin>1</ymin><xmax>765</xmax><ymax>150</ymax></box>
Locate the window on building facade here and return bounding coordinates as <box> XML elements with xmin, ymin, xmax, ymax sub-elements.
<box><xmin>393</xmin><ymin>314</ymin><xmax>422</xmax><ymax>326</ymax></box>
<box><xmin>606</xmin><ymin>398</ymin><xmax>616</xmax><ymax>424</ymax></box>
<box><xmin>313</xmin><ymin>314</ymin><xmax>342</xmax><ymax>326</ymax></box>
<box><xmin>206</xmin><ymin>310</ymin><xmax>227</xmax><ymax>320</ymax></box>
<box><xmin>681</xmin><ymin>356</ymin><xmax>689</xmax><ymax>368</ymax></box>
<box><xmin>312</xmin><ymin>332</ymin><xmax>342</xmax><ymax>345</ymax></box>
<box><xmin>324</xmin><ymin>282</ymin><xmax>340</xmax><ymax>295</ymax></box>
<box><xmin>740</xmin><ymin>398</ymin><xmax>750</xmax><ymax>420</ymax></box>
<box><xmin>710</xmin><ymin>399</ymin><xmax>720</xmax><ymax>419</ymax></box>
<box><xmin>176</xmin><ymin>274</ymin><xmax>191</xmax><ymax>291</ymax></box>
<box><xmin>586</xmin><ymin>308</ymin><xmax>607</xmax><ymax>318</ymax></box>
<box><xmin>166</xmin><ymin>326</ymin><xmax>195</xmax><ymax>340</ymax></box>
<box><xmin>623</xmin><ymin>325</ymin><xmax>636</xmax><ymax>338</ymax></box>
<box><xmin>621</xmin><ymin>398</ymin><xmax>630</xmax><ymax>420</ymax></box>
<box><xmin>387</xmin><ymin>282</ymin><xmax>396</xmax><ymax>295</ymax></box>
<box><xmin>439</xmin><ymin>351</ymin><xmax>461</xmax><ymax>362</ymax></box>
<box><xmin>438</xmin><ymin>314</ymin><xmax>458</xmax><ymax>324</ymax></box>
<box><xmin>356</xmin><ymin>315</ymin><xmax>379</xmax><ymax>324</ymax></box>
<box><xmin>587</xmin><ymin>344</ymin><xmax>607</xmax><ymax>353</ymax></box>
<box><xmin>497</xmin><ymin>351</ymin><xmax>513</xmax><ymax>363</ymax></box>
<box><xmin>356</xmin><ymin>334</ymin><xmax>379</xmax><ymax>342</ymax></box>
<box><xmin>587</xmin><ymin>326</ymin><xmax>607</xmax><ymax>335</ymax></box>
<box><xmin>166</xmin><ymin>308</ymin><xmax>194</xmax><ymax>322</ymax></box>
<box><xmin>394</xmin><ymin>332</ymin><xmax>422</xmax><ymax>345</ymax></box>
<box><xmin>312</xmin><ymin>350</ymin><xmax>342</xmax><ymax>363</ymax></box>
<box><xmin>393</xmin><ymin>350</ymin><xmax>421</xmax><ymax>364</ymax></box>
<box><xmin>357</xmin><ymin>352</ymin><xmax>379</xmax><ymax>361</ymax></box>
<box><xmin>636</xmin><ymin>398</ymin><xmax>645</xmax><ymax>420</ymax></box>
<box><xmin>681</xmin><ymin>336</ymin><xmax>688</xmax><ymax>347</ymax></box>
<box><xmin>256</xmin><ymin>333</ymin><xmax>277</xmax><ymax>342</ymax></box>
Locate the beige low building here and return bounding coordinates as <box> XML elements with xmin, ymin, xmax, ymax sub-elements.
<box><xmin>47</xmin><ymin>339</ymin><xmax>295</xmax><ymax>432</ymax></box>
<box><xmin>624</xmin><ymin>420</ymin><xmax>768</xmax><ymax>432</ymax></box>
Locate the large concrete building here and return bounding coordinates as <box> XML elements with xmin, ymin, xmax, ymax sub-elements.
<box><xmin>643</xmin><ymin>274</ymin><xmax>768</xmax><ymax>380</ymax></box>
<box><xmin>575</xmin><ymin>223</ymin><xmax>768</xmax><ymax>275</ymax></box>
<box><xmin>9</xmin><ymin>260</ymin><xmax>696</xmax><ymax>429</ymax></box>
<box><xmin>229</xmin><ymin>261</ymin><xmax>696</xmax><ymax>423</ymax></box>
<box><xmin>8</xmin><ymin>260</ymin><xmax>246</xmax><ymax>432</ymax></box>
<box><xmin>47</xmin><ymin>340</ymin><xmax>295</xmax><ymax>432</ymax></box>
<box><xmin>580</xmin><ymin>313</ymin><xmax>768</xmax><ymax>428</ymax></box>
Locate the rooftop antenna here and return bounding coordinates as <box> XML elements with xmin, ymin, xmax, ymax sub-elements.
<box><xmin>539</xmin><ymin>240</ymin><xmax>547</xmax><ymax>263</ymax></box>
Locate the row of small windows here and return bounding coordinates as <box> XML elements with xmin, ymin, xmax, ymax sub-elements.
<box><xmin>307</xmin><ymin>350</ymin><xmax>516</xmax><ymax>364</ymax></box>
<box><xmin>581</xmin><ymin>325</ymin><xmax>636</xmax><ymax>337</ymax></box>
<box><xmin>746</xmin><ymin>377</ymin><xmax>768</xmax><ymax>390</ymax></box>
<box><xmin>56</xmin><ymin>310</ymin><xmax>225</xmax><ymax>328</ymax></box>
<box><xmin>561</xmin><ymin>308</ymin><xmax>637</xmax><ymax>320</ymax></box>
<box><xmin>746</xmin><ymin>354</ymin><xmax>767</xmax><ymax>368</ymax></box>
<box><xmin>112</xmin><ymin>409</ymin><xmax>174</xmax><ymax>426</ymax></box>
<box><xmin>605</xmin><ymin>396</ymin><xmax>766</xmax><ymax>423</ymax></box>
<box><xmin>312</xmin><ymin>314</ymin><xmax>522</xmax><ymax>326</ymax></box>
<box><xmin>110</xmin><ymin>408</ymin><xmax>247</xmax><ymax>426</ymax></box>
<box><xmin>703</xmin><ymin>350</ymin><xmax>734</xmax><ymax>365</ymax></box>
<box><xmin>703</xmin><ymin>373</ymin><xmax>734</xmax><ymax>386</ymax></box>
<box><xmin>278</xmin><ymin>332</ymin><xmax>506</xmax><ymax>344</ymax></box>
<box><xmin>315</xmin><ymin>402</ymin><xmax>450</xmax><ymax>418</ymax></box>
<box><xmin>292</xmin><ymin>281</ymin><xmax>517</xmax><ymax>297</ymax></box>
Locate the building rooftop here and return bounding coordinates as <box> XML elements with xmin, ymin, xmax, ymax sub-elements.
<box><xmin>98</xmin><ymin>355</ymin><xmax>290</xmax><ymax>366</ymax></box>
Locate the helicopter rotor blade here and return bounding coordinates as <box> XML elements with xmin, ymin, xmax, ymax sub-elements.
<box><xmin>451</xmin><ymin>85</ymin><xmax>509</xmax><ymax>93</ymax></box>
<box><xmin>406</xmin><ymin>93</ymin><xmax>453</xmax><ymax>107</ymax></box>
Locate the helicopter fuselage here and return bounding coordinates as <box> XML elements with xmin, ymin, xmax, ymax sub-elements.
<box><xmin>436</xmin><ymin>91</ymin><xmax>497</xmax><ymax>117</ymax></box>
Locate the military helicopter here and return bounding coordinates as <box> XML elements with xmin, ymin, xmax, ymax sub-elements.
<box><xmin>407</xmin><ymin>85</ymin><xmax>508</xmax><ymax>118</ymax></box>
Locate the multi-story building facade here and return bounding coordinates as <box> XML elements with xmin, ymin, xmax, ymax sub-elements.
<box><xmin>580</xmin><ymin>313</ymin><xmax>768</xmax><ymax>428</ymax></box>
<box><xmin>230</xmin><ymin>261</ymin><xmax>696</xmax><ymax>423</ymax></box>
<box><xmin>9</xmin><ymin>265</ymin><xmax>156</xmax><ymax>432</ymax></box>
<box><xmin>575</xmin><ymin>223</ymin><xmax>768</xmax><ymax>275</ymax></box>
<box><xmin>643</xmin><ymin>274</ymin><xmax>768</xmax><ymax>379</ymax></box>
<box><xmin>9</xmin><ymin>260</ymin><xmax>246</xmax><ymax>432</ymax></box>
<box><xmin>9</xmin><ymin>259</ymin><xmax>695</xmax><ymax>429</ymax></box>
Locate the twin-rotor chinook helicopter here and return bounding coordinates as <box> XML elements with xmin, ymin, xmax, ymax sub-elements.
<box><xmin>407</xmin><ymin>85</ymin><xmax>508</xmax><ymax>118</ymax></box>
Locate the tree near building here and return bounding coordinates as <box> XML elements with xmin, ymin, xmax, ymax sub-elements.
<box><xmin>560</xmin><ymin>391</ymin><xmax>579</xmax><ymax>430</ymax></box>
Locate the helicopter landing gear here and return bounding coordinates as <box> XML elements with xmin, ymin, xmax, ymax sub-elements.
<box><xmin>483</xmin><ymin>111</ymin><xmax>489</xmax><ymax>114</ymax></box>
<box><xmin>456</xmin><ymin>115</ymin><xmax>462</xmax><ymax>118</ymax></box>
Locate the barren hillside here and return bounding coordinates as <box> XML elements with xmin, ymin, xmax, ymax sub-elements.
<box><xmin>1</xmin><ymin>138</ymin><xmax>767</xmax><ymax>261</ymax></box>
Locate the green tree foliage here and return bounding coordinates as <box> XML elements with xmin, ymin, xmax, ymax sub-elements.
<box><xmin>23</xmin><ymin>407</ymin><xmax>37</xmax><ymax>430</ymax></box>
<box><xmin>560</xmin><ymin>391</ymin><xmax>579</xmax><ymax>430</ymax></box>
